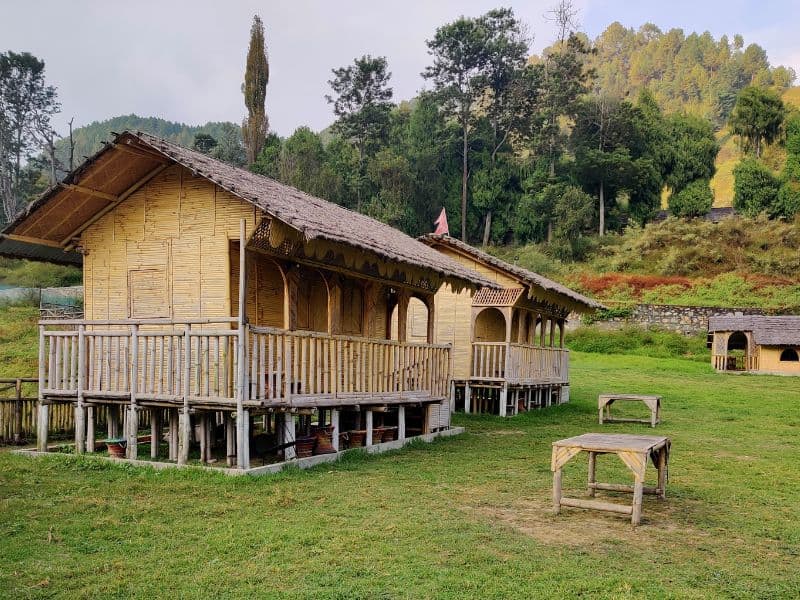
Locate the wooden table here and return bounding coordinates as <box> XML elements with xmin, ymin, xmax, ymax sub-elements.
<box><xmin>551</xmin><ymin>433</ymin><xmax>670</xmax><ymax>525</ymax></box>
<box><xmin>599</xmin><ymin>394</ymin><xmax>662</xmax><ymax>427</ymax></box>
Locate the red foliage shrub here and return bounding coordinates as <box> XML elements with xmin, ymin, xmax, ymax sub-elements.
<box><xmin>576</xmin><ymin>273</ymin><xmax>693</xmax><ymax>295</ymax></box>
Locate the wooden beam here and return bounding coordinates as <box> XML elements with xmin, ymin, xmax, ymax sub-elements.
<box><xmin>61</xmin><ymin>183</ymin><xmax>118</xmax><ymax>203</ymax></box>
<box><xmin>1</xmin><ymin>233</ymin><xmax>64</xmax><ymax>249</ymax></box>
<box><xmin>61</xmin><ymin>163</ymin><xmax>170</xmax><ymax>246</ymax></box>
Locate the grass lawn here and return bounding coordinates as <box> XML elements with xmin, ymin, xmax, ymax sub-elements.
<box><xmin>1</xmin><ymin>352</ymin><xmax>799</xmax><ymax>598</ymax></box>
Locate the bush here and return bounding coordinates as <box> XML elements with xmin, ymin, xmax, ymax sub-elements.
<box><xmin>669</xmin><ymin>179</ymin><xmax>714</xmax><ymax>218</ymax></box>
<box><xmin>733</xmin><ymin>158</ymin><xmax>781</xmax><ymax>217</ymax></box>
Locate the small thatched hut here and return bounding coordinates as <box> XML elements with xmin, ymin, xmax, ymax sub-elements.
<box><xmin>708</xmin><ymin>315</ymin><xmax>800</xmax><ymax>375</ymax></box>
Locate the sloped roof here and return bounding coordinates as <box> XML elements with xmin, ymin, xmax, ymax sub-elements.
<box><xmin>420</xmin><ymin>234</ymin><xmax>604</xmax><ymax>311</ymax></box>
<box><xmin>3</xmin><ymin>131</ymin><xmax>495</xmax><ymax>290</ymax></box>
<box><xmin>708</xmin><ymin>315</ymin><xmax>800</xmax><ymax>346</ymax></box>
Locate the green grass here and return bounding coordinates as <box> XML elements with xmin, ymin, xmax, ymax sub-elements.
<box><xmin>0</xmin><ymin>304</ymin><xmax>39</xmax><ymax>379</ymax></box>
<box><xmin>0</xmin><ymin>258</ymin><xmax>81</xmax><ymax>288</ymax></box>
<box><xmin>567</xmin><ymin>326</ymin><xmax>710</xmax><ymax>362</ymax></box>
<box><xmin>2</xmin><ymin>352</ymin><xmax>799</xmax><ymax>598</ymax></box>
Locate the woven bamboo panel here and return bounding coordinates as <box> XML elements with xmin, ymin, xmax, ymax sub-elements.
<box><xmin>472</xmin><ymin>287</ymin><xmax>524</xmax><ymax>306</ymax></box>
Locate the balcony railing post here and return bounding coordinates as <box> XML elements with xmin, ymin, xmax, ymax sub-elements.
<box><xmin>36</xmin><ymin>325</ymin><xmax>48</xmax><ymax>452</ymax></box>
<box><xmin>74</xmin><ymin>324</ymin><xmax>86</xmax><ymax>454</ymax></box>
<box><xmin>126</xmin><ymin>323</ymin><xmax>139</xmax><ymax>459</ymax></box>
<box><xmin>178</xmin><ymin>326</ymin><xmax>191</xmax><ymax>465</ymax></box>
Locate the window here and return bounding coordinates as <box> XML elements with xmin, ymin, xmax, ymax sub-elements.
<box><xmin>779</xmin><ymin>348</ymin><xmax>799</xmax><ymax>362</ymax></box>
<box><xmin>128</xmin><ymin>268</ymin><xmax>170</xmax><ymax>318</ymax></box>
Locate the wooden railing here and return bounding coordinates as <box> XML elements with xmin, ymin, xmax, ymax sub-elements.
<box><xmin>39</xmin><ymin>319</ymin><xmax>451</xmax><ymax>408</ymax></box>
<box><xmin>713</xmin><ymin>354</ymin><xmax>758</xmax><ymax>372</ymax></box>
<box><xmin>248</xmin><ymin>326</ymin><xmax>451</xmax><ymax>406</ymax></box>
<box><xmin>472</xmin><ymin>342</ymin><xmax>569</xmax><ymax>384</ymax></box>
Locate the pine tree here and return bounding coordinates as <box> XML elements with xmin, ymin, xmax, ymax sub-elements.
<box><xmin>242</xmin><ymin>15</ymin><xmax>269</xmax><ymax>166</ymax></box>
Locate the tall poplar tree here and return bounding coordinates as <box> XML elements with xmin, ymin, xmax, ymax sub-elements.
<box><xmin>242</xmin><ymin>15</ymin><xmax>269</xmax><ymax>166</ymax></box>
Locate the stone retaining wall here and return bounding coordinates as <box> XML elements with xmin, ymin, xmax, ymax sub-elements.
<box><xmin>567</xmin><ymin>304</ymin><xmax>796</xmax><ymax>335</ymax></box>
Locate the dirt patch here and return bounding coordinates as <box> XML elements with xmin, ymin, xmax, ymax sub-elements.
<box><xmin>463</xmin><ymin>494</ymin><xmax>706</xmax><ymax>550</ymax></box>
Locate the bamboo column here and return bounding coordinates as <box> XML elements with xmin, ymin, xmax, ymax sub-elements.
<box><xmin>398</xmin><ymin>406</ymin><xmax>406</xmax><ymax>441</ymax></box>
<box><xmin>86</xmin><ymin>406</ymin><xmax>95</xmax><ymax>452</ymax></box>
<box><xmin>74</xmin><ymin>324</ymin><xmax>86</xmax><ymax>454</ymax></box>
<box><xmin>150</xmin><ymin>409</ymin><xmax>160</xmax><ymax>459</ymax></box>
<box><xmin>126</xmin><ymin>323</ymin><xmax>139</xmax><ymax>459</ymax></box>
<box><xmin>36</xmin><ymin>325</ymin><xmax>48</xmax><ymax>452</ymax></box>
<box><xmin>178</xmin><ymin>327</ymin><xmax>191</xmax><ymax>465</ymax></box>
<box><xmin>236</xmin><ymin>219</ymin><xmax>250</xmax><ymax>470</ymax></box>
<box><xmin>331</xmin><ymin>409</ymin><xmax>340</xmax><ymax>451</ymax></box>
<box><xmin>365</xmin><ymin>410</ymin><xmax>373</xmax><ymax>446</ymax></box>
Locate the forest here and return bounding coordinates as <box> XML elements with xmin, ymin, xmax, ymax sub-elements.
<box><xmin>1</xmin><ymin>6</ymin><xmax>799</xmax><ymax>262</ymax></box>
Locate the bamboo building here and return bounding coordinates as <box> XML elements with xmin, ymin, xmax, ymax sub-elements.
<box><xmin>414</xmin><ymin>234</ymin><xmax>604</xmax><ymax>416</ymax></box>
<box><xmin>0</xmin><ymin>131</ymin><xmax>495</xmax><ymax>470</ymax></box>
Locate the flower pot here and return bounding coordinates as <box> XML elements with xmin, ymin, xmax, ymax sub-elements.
<box><xmin>295</xmin><ymin>435</ymin><xmax>316</xmax><ymax>459</ymax></box>
<box><xmin>348</xmin><ymin>430</ymin><xmax>366</xmax><ymax>448</ymax></box>
<box><xmin>372</xmin><ymin>427</ymin><xmax>386</xmax><ymax>444</ymax></box>
<box><xmin>105</xmin><ymin>438</ymin><xmax>126</xmax><ymax>458</ymax></box>
<box><xmin>312</xmin><ymin>425</ymin><xmax>336</xmax><ymax>455</ymax></box>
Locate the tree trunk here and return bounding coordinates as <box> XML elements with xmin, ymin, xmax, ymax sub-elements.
<box><xmin>599</xmin><ymin>180</ymin><xmax>605</xmax><ymax>237</ymax></box>
<box><xmin>482</xmin><ymin>210</ymin><xmax>492</xmax><ymax>246</ymax></box>
<box><xmin>461</xmin><ymin>124</ymin><xmax>468</xmax><ymax>242</ymax></box>
<box><xmin>547</xmin><ymin>220</ymin><xmax>553</xmax><ymax>243</ymax></box>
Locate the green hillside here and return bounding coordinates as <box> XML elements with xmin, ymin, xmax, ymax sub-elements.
<box><xmin>709</xmin><ymin>86</ymin><xmax>800</xmax><ymax>207</ymax></box>
<box><xmin>54</xmin><ymin>115</ymin><xmax>239</xmax><ymax>174</ymax></box>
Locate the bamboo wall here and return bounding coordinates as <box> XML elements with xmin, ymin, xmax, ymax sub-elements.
<box><xmin>82</xmin><ymin>165</ymin><xmax>259</xmax><ymax>321</ymax></box>
<box><xmin>756</xmin><ymin>346</ymin><xmax>800</xmax><ymax>374</ymax></box>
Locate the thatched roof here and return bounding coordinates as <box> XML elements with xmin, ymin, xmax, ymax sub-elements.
<box><xmin>2</xmin><ymin>131</ymin><xmax>495</xmax><ymax>290</ymax></box>
<box><xmin>420</xmin><ymin>234</ymin><xmax>604</xmax><ymax>312</ymax></box>
<box><xmin>708</xmin><ymin>315</ymin><xmax>800</xmax><ymax>346</ymax></box>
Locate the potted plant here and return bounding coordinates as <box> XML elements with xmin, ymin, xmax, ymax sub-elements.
<box><xmin>294</xmin><ymin>435</ymin><xmax>316</xmax><ymax>458</ymax></box>
<box><xmin>105</xmin><ymin>437</ymin><xmax>127</xmax><ymax>458</ymax></box>
<box><xmin>312</xmin><ymin>424</ymin><xmax>336</xmax><ymax>455</ymax></box>
<box><xmin>348</xmin><ymin>429</ymin><xmax>366</xmax><ymax>447</ymax></box>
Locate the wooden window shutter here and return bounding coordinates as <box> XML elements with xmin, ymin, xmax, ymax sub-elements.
<box><xmin>128</xmin><ymin>268</ymin><xmax>170</xmax><ymax>318</ymax></box>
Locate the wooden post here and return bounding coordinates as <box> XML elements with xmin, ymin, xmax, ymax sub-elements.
<box><xmin>86</xmin><ymin>406</ymin><xmax>95</xmax><ymax>452</ymax></box>
<box><xmin>150</xmin><ymin>409</ymin><xmax>160</xmax><ymax>459</ymax></box>
<box><xmin>199</xmin><ymin>412</ymin><xmax>208</xmax><ymax>463</ymax></box>
<box><xmin>169</xmin><ymin>408</ymin><xmax>178</xmax><ymax>461</ymax></box>
<box><xmin>126</xmin><ymin>324</ymin><xmax>139</xmax><ymax>460</ymax></box>
<box><xmin>464</xmin><ymin>384</ymin><xmax>471</xmax><ymax>414</ymax></box>
<box><xmin>366</xmin><ymin>409</ymin><xmax>373</xmax><ymax>446</ymax></box>
<box><xmin>553</xmin><ymin>468</ymin><xmax>562</xmax><ymax>514</ymax></box>
<box><xmin>37</xmin><ymin>325</ymin><xmax>49</xmax><ymax>452</ymax></box>
<box><xmin>426</xmin><ymin>295</ymin><xmax>436</xmax><ymax>344</ymax></box>
<box><xmin>12</xmin><ymin>379</ymin><xmax>21</xmax><ymax>444</ymax></box>
<box><xmin>236</xmin><ymin>219</ymin><xmax>250</xmax><ymax>470</ymax></box>
<box><xmin>398</xmin><ymin>406</ymin><xmax>406</xmax><ymax>440</ymax></box>
<box><xmin>397</xmin><ymin>292</ymin><xmax>410</xmax><ymax>342</ymax></box>
<box><xmin>657</xmin><ymin>447</ymin><xmax>667</xmax><ymax>499</ymax></box>
<box><xmin>225</xmin><ymin>412</ymin><xmax>236</xmax><ymax>466</ymax></box>
<box><xmin>588</xmin><ymin>452</ymin><xmax>597</xmax><ymax>497</ymax></box>
<box><xmin>283</xmin><ymin>412</ymin><xmax>296</xmax><ymax>460</ymax></box>
<box><xmin>73</xmin><ymin>325</ymin><xmax>86</xmax><ymax>454</ymax></box>
<box><xmin>499</xmin><ymin>383</ymin><xmax>508</xmax><ymax>417</ymax></box>
<box><xmin>178</xmin><ymin>326</ymin><xmax>191</xmax><ymax>465</ymax></box>
<box><xmin>632</xmin><ymin>476</ymin><xmax>644</xmax><ymax>526</ymax></box>
<box><xmin>177</xmin><ymin>409</ymin><xmax>190</xmax><ymax>465</ymax></box>
<box><xmin>331</xmin><ymin>409</ymin><xmax>340</xmax><ymax>451</ymax></box>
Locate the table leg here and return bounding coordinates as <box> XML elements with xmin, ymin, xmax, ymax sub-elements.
<box><xmin>632</xmin><ymin>476</ymin><xmax>644</xmax><ymax>525</ymax></box>
<box><xmin>587</xmin><ymin>452</ymin><xmax>597</xmax><ymax>497</ymax></box>
<box><xmin>553</xmin><ymin>468</ymin><xmax>562</xmax><ymax>514</ymax></box>
<box><xmin>657</xmin><ymin>448</ymin><xmax>667</xmax><ymax>499</ymax></box>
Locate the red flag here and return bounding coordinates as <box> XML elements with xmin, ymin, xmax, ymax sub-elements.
<box><xmin>433</xmin><ymin>207</ymin><xmax>449</xmax><ymax>235</ymax></box>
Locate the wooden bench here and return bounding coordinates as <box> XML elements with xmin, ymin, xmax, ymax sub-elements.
<box><xmin>598</xmin><ymin>393</ymin><xmax>661</xmax><ymax>427</ymax></box>
<box><xmin>551</xmin><ymin>433</ymin><xmax>670</xmax><ymax>525</ymax></box>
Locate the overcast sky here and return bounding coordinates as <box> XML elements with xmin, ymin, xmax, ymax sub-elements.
<box><xmin>3</xmin><ymin>0</ymin><xmax>799</xmax><ymax>137</ymax></box>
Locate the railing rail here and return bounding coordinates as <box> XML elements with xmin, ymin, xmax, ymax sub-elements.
<box><xmin>40</xmin><ymin>320</ymin><xmax>451</xmax><ymax>407</ymax></box>
<box><xmin>472</xmin><ymin>342</ymin><xmax>569</xmax><ymax>383</ymax></box>
<box><xmin>249</xmin><ymin>326</ymin><xmax>451</xmax><ymax>404</ymax></box>
<box><xmin>712</xmin><ymin>353</ymin><xmax>758</xmax><ymax>372</ymax></box>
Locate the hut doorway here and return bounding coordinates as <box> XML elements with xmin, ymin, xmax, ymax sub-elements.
<box><xmin>474</xmin><ymin>307</ymin><xmax>507</xmax><ymax>343</ymax></box>
<box><xmin>390</xmin><ymin>295</ymin><xmax>430</xmax><ymax>343</ymax></box>
<box><xmin>727</xmin><ymin>331</ymin><xmax>749</xmax><ymax>371</ymax></box>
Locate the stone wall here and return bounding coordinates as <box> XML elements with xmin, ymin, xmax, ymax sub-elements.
<box><xmin>566</xmin><ymin>304</ymin><xmax>794</xmax><ymax>335</ymax></box>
